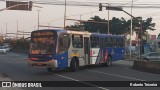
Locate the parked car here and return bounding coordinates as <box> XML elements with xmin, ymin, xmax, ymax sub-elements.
<box><xmin>0</xmin><ymin>46</ymin><xmax>7</xmax><ymax>54</ymax></box>
<box><xmin>141</xmin><ymin>52</ymin><xmax>160</xmax><ymax>61</ymax></box>
<box><xmin>1</xmin><ymin>45</ymin><xmax>11</xmax><ymax>52</ymax></box>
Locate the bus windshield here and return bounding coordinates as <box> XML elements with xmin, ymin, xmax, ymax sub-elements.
<box><xmin>31</xmin><ymin>36</ymin><xmax>56</xmax><ymax>54</ymax></box>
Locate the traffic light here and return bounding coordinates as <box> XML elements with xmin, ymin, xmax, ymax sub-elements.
<box><xmin>6</xmin><ymin>1</ymin><xmax>32</xmax><ymax>11</ymax></box>
<box><xmin>99</xmin><ymin>3</ymin><xmax>102</xmax><ymax>11</ymax></box>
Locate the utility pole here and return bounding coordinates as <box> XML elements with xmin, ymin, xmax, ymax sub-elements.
<box><xmin>5</xmin><ymin>23</ymin><xmax>8</xmax><ymax>40</ymax></box>
<box><xmin>130</xmin><ymin>0</ymin><xmax>133</xmax><ymax>58</ymax></box>
<box><xmin>16</xmin><ymin>20</ymin><xmax>18</xmax><ymax>40</ymax></box>
<box><xmin>80</xmin><ymin>14</ymin><xmax>82</xmax><ymax>31</ymax></box>
<box><xmin>64</xmin><ymin>0</ymin><xmax>67</xmax><ymax>30</ymax></box>
<box><xmin>37</xmin><ymin>10</ymin><xmax>40</xmax><ymax>30</ymax></box>
<box><xmin>140</xmin><ymin>20</ymin><xmax>143</xmax><ymax>60</ymax></box>
<box><xmin>107</xmin><ymin>3</ymin><xmax>110</xmax><ymax>34</ymax></box>
<box><xmin>80</xmin><ymin>14</ymin><xmax>82</xmax><ymax>20</ymax></box>
<box><xmin>23</xmin><ymin>30</ymin><xmax>24</xmax><ymax>39</ymax></box>
<box><xmin>48</xmin><ymin>23</ymin><xmax>50</xmax><ymax>29</ymax></box>
<box><xmin>99</xmin><ymin>3</ymin><xmax>110</xmax><ymax>34</ymax></box>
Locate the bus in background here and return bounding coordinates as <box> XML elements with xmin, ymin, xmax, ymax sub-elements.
<box><xmin>90</xmin><ymin>33</ymin><xmax>125</xmax><ymax>66</ymax></box>
<box><xmin>28</xmin><ymin>29</ymin><xmax>125</xmax><ymax>72</ymax></box>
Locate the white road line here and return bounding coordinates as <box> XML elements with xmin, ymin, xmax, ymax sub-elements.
<box><xmin>51</xmin><ymin>73</ymin><xmax>109</xmax><ymax>90</ymax></box>
<box><xmin>87</xmin><ymin>69</ymin><xmax>146</xmax><ymax>81</ymax></box>
<box><xmin>7</xmin><ymin>53</ymin><xmax>19</xmax><ymax>56</ymax></box>
<box><xmin>0</xmin><ymin>59</ymin><xmax>27</xmax><ymax>63</ymax></box>
<box><xmin>7</xmin><ymin>53</ymin><xmax>27</xmax><ymax>57</ymax></box>
<box><xmin>124</xmin><ymin>67</ymin><xmax>160</xmax><ymax>77</ymax></box>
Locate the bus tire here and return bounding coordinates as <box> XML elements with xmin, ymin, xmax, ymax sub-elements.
<box><xmin>143</xmin><ymin>58</ymin><xmax>149</xmax><ymax>61</ymax></box>
<box><xmin>47</xmin><ymin>67</ymin><xmax>53</xmax><ymax>72</ymax></box>
<box><xmin>70</xmin><ymin>59</ymin><xmax>79</xmax><ymax>72</ymax></box>
<box><xmin>105</xmin><ymin>56</ymin><xmax>112</xmax><ymax>67</ymax></box>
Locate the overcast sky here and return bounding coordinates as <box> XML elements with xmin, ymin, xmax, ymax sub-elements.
<box><xmin>0</xmin><ymin>0</ymin><xmax>160</xmax><ymax>38</ymax></box>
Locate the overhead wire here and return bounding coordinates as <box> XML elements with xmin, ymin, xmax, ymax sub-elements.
<box><xmin>1</xmin><ymin>0</ymin><xmax>160</xmax><ymax>32</ymax></box>
<box><xmin>2</xmin><ymin>0</ymin><xmax>160</xmax><ymax>8</ymax></box>
<box><xmin>40</xmin><ymin>10</ymin><xmax>99</xmax><ymax>26</ymax></box>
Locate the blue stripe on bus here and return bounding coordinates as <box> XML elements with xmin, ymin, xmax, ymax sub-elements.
<box><xmin>107</xmin><ymin>48</ymin><xmax>125</xmax><ymax>61</ymax></box>
<box><xmin>55</xmin><ymin>51</ymin><xmax>68</xmax><ymax>68</ymax></box>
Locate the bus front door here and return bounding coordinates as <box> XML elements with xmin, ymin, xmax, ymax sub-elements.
<box><xmin>84</xmin><ymin>37</ymin><xmax>90</xmax><ymax>65</ymax></box>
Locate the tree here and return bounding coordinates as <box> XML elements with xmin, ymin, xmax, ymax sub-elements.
<box><xmin>66</xmin><ymin>16</ymin><xmax>155</xmax><ymax>35</ymax></box>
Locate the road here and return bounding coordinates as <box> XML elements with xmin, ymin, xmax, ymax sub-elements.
<box><xmin>0</xmin><ymin>52</ymin><xmax>160</xmax><ymax>90</ymax></box>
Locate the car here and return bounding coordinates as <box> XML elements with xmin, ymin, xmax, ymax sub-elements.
<box><xmin>141</xmin><ymin>52</ymin><xmax>160</xmax><ymax>61</ymax></box>
<box><xmin>1</xmin><ymin>45</ymin><xmax>11</xmax><ymax>52</ymax></box>
<box><xmin>0</xmin><ymin>46</ymin><xmax>7</xmax><ymax>54</ymax></box>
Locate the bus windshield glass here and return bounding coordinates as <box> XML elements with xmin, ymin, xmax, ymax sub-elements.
<box><xmin>30</xmin><ymin>31</ymin><xmax>56</xmax><ymax>54</ymax></box>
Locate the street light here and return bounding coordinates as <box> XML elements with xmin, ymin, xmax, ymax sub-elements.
<box><xmin>37</xmin><ymin>10</ymin><xmax>40</xmax><ymax>30</ymax></box>
<box><xmin>99</xmin><ymin>3</ymin><xmax>136</xmax><ymax>34</ymax></box>
<box><xmin>98</xmin><ymin>3</ymin><xmax>137</xmax><ymax>59</ymax></box>
<box><xmin>5</xmin><ymin>23</ymin><xmax>8</xmax><ymax>40</ymax></box>
<box><xmin>99</xmin><ymin>3</ymin><xmax>112</xmax><ymax>34</ymax></box>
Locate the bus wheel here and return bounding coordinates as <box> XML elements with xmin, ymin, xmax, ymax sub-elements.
<box><xmin>105</xmin><ymin>56</ymin><xmax>112</xmax><ymax>67</ymax></box>
<box><xmin>47</xmin><ymin>67</ymin><xmax>53</xmax><ymax>72</ymax></box>
<box><xmin>70</xmin><ymin>59</ymin><xmax>79</xmax><ymax>72</ymax></box>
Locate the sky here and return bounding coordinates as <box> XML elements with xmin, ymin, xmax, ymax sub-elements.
<box><xmin>0</xmin><ymin>0</ymin><xmax>160</xmax><ymax>38</ymax></box>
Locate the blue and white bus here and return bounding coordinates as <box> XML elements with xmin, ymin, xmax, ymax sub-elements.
<box><xmin>28</xmin><ymin>29</ymin><xmax>125</xmax><ymax>72</ymax></box>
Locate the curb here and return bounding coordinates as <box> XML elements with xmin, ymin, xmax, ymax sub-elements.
<box><xmin>132</xmin><ymin>60</ymin><xmax>160</xmax><ymax>74</ymax></box>
<box><xmin>0</xmin><ymin>73</ymin><xmax>12</xmax><ymax>81</ymax></box>
<box><xmin>0</xmin><ymin>73</ymin><xmax>24</xmax><ymax>90</ymax></box>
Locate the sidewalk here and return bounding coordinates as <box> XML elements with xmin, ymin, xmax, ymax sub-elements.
<box><xmin>0</xmin><ymin>73</ymin><xmax>12</xmax><ymax>81</ymax></box>
<box><xmin>124</xmin><ymin>55</ymin><xmax>137</xmax><ymax>61</ymax></box>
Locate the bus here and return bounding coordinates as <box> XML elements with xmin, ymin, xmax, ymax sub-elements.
<box><xmin>28</xmin><ymin>29</ymin><xmax>125</xmax><ymax>72</ymax></box>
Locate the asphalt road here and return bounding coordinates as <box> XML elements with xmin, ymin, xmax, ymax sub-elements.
<box><xmin>0</xmin><ymin>52</ymin><xmax>160</xmax><ymax>90</ymax></box>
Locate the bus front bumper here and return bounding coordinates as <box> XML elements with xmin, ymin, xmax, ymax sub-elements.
<box><xmin>28</xmin><ymin>59</ymin><xmax>58</xmax><ymax>68</ymax></box>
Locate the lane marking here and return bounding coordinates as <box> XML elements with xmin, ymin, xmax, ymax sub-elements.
<box><xmin>116</xmin><ymin>63</ymin><xmax>160</xmax><ymax>78</ymax></box>
<box><xmin>0</xmin><ymin>59</ymin><xmax>27</xmax><ymax>63</ymax></box>
<box><xmin>51</xmin><ymin>73</ymin><xmax>109</xmax><ymax>90</ymax></box>
<box><xmin>87</xmin><ymin>69</ymin><xmax>146</xmax><ymax>81</ymax></box>
<box><xmin>124</xmin><ymin>67</ymin><xmax>160</xmax><ymax>77</ymax></box>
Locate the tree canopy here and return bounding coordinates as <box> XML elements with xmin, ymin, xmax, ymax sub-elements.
<box><xmin>66</xmin><ymin>16</ymin><xmax>155</xmax><ymax>35</ymax></box>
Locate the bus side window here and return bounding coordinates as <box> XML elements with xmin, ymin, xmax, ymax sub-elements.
<box><xmin>91</xmin><ymin>36</ymin><xmax>99</xmax><ymax>48</ymax></box>
<box><xmin>106</xmin><ymin>37</ymin><xmax>110</xmax><ymax>47</ymax></box>
<box><xmin>113</xmin><ymin>37</ymin><xmax>116</xmax><ymax>47</ymax></box>
<box><xmin>115</xmin><ymin>38</ymin><xmax>118</xmax><ymax>47</ymax></box>
<box><xmin>105</xmin><ymin>37</ymin><xmax>111</xmax><ymax>47</ymax></box>
<box><xmin>105</xmin><ymin>37</ymin><xmax>107</xmax><ymax>47</ymax></box>
<box><xmin>120</xmin><ymin>38</ymin><xmax>124</xmax><ymax>47</ymax></box>
<box><xmin>58</xmin><ymin>33</ymin><xmax>70</xmax><ymax>54</ymax></box>
<box><xmin>114</xmin><ymin>37</ymin><xmax>117</xmax><ymax>47</ymax></box>
<box><xmin>118</xmin><ymin>38</ymin><xmax>122</xmax><ymax>47</ymax></box>
<box><xmin>117</xmin><ymin>38</ymin><xmax>120</xmax><ymax>47</ymax></box>
<box><xmin>95</xmin><ymin>37</ymin><xmax>99</xmax><ymax>48</ymax></box>
<box><xmin>109</xmin><ymin>37</ymin><xmax>113</xmax><ymax>47</ymax></box>
<box><xmin>72</xmin><ymin>34</ymin><xmax>83</xmax><ymax>48</ymax></box>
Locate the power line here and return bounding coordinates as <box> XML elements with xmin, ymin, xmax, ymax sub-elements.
<box><xmin>2</xmin><ymin>0</ymin><xmax>160</xmax><ymax>9</ymax></box>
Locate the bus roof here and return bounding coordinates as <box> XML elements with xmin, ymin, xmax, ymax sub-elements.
<box><xmin>67</xmin><ymin>30</ymin><xmax>91</xmax><ymax>35</ymax></box>
<box><xmin>32</xmin><ymin>29</ymin><xmax>91</xmax><ymax>35</ymax></box>
<box><xmin>32</xmin><ymin>29</ymin><xmax>124</xmax><ymax>37</ymax></box>
<box><xmin>91</xmin><ymin>33</ymin><xmax>124</xmax><ymax>38</ymax></box>
<box><xmin>32</xmin><ymin>29</ymin><xmax>65</xmax><ymax>33</ymax></box>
